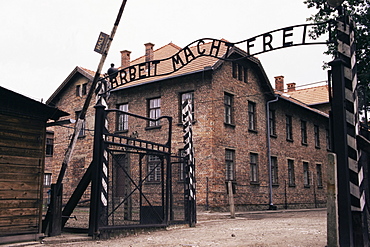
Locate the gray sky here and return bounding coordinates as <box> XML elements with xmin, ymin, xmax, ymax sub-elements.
<box><xmin>0</xmin><ymin>0</ymin><xmax>330</xmax><ymax>102</ymax></box>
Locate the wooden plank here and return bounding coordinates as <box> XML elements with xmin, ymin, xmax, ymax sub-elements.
<box><xmin>0</xmin><ymin>224</ymin><xmax>39</xmax><ymax>236</ymax></box>
<box><xmin>0</xmin><ymin>173</ymin><xmax>39</xmax><ymax>182</ymax></box>
<box><xmin>0</xmin><ymin>200</ymin><xmax>39</xmax><ymax>209</ymax></box>
<box><xmin>0</xmin><ymin>156</ymin><xmax>41</xmax><ymax>166</ymax></box>
<box><xmin>0</xmin><ymin>215</ymin><xmax>38</xmax><ymax>226</ymax></box>
<box><xmin>0</xmin><ymin>163</ymin><xmax>41</xmax><ymax>174</ymax></box>
<box><xmin>0</xmin><ymin>208</ymin><xmax>38</xmax><ymax>218</ymax></box>
<box><xmin>0</xmin><ymin>181</ymin><xmax>40</xmax><ymax>191</ymax></box>
<box><xmin>0</xmin><ymin>114</ymin><xmax>44</xmax><ymax>133</ymax></box>
<box><xmin>0</xmin><ymin>190</ymin><xmax>40</xmax><ymax>200</ymax></box>
<box><xmin>0</xmin><ymin>146</ymin><xmax>42</xmax><ymax>158</ymax></box>
<box><xmin>0</xmin><ymin>133</ymin><xmax>42</xmax><ymax>149</ymax></box>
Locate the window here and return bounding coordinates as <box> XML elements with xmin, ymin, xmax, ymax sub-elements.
<box><xmin>300</xmin><ymin>120</ymin><xmax>307</xmax><ymax>145</ymax></box>
<box><xmin>75</xmin><ymin>111</ymin><xmax>85</xmax><ymax>137</ymax></box>
<box><xmin>224</xmin><ymin>93</ymin><xmax>233</xmax><ymax>125</ymax></box>
<box><xmin>250</xmin><ymin>153</ymin><xmax>259</xmax><ymax>183</ymax></box>
<box><xmin>225</xmin><ymin>149</ymin><xmax>235</xmax><ymax>181</ymax></box>
<box><xmin>46</xmin><ymin>138</ymin><xmax>54</xmax><ymax>156</ymax></box>
<box><xmin>232</xmin><ymin>62</ymin><xmax>248</xmax><ymax>82</ymax></box>
<box><xmin>269</xmin><ymin>109</ymin><xmax>276</xmax><ymax>136</ymax></box>
<box><xmin>286</xmin><ymin>115</ymin><xmax>293</xmax><ymax>141</ymax></box>
<box><xmin>326</xmin><ymin>128</ymin><xmax>332</xmax><ymax>151</ymax></box>
<box><xmin>248</xmin><ymin>101</ymin><xmax>256</xmax><ymax>131</ymax></box>
<box><xmin>117</xmin><ymin>103</ymin><xmax>128</xmax><ymax>131</ymax></box>
<box><xmin>314</xmin><ymin>125</ymin><xmax>320</xmax><ymax>148</ymax></box>
<box><xmin>288</xmin><ymin>159</ymin><xmax>295</xmax><ymax>186</ymax></box>
<box><xmin>316</xmin><ymin>164</ymin><xmax>323</xmax><ymax>188</ymax></box>
<box><xmin>82</xmin><ymin>83</ymin><xmax>88</xmax><ymax>95</ymax></box>
<box><xmin>181</xmin><ymin>92</ymin><xmax>194</xmax><ymax>122</ymax></box>
<box><xmin>44</xmin><ymin>173</ymin><xmax>52</xmax><ymax>186</ymax></box>
<box><xmin>271</xmin><ymin>157</ymin><xmax>278</xmax><ymax>185</ymax></box>
<box><xmin>148</xmin><ymin>98</ymin><xmax>161</xmax><ymax>127</ymax></box>
<box><xmin>238</xmin><ymin>64</ymin><xmax>243</xmax><ymax>81</ymax></box>
<box><xmin>147</xmin><ymin>155</ymin><xmax>161</xmax><ymax>182</ymax></box>
<box><xmin>76</xmin><ymin>85</ymin><xmax>81</xmax><ymax>97</ymax></box>
<box><xmin>303</xmin><ymin>162</ymin><xmax>310</xmax><ymax>187</ymax></box>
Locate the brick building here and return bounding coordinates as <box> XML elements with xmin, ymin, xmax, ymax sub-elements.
<box><xmin>46</xmin><ymin>41</ymin><xmax>329</xmax><ymax>211</ymax></box>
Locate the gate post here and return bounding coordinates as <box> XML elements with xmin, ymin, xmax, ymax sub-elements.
<box><xmin>330</xmin><ymin>14</ymin><xmax>368</xmax><ymax>246</ymax></box>
<box><xmin>89</xmin><ymin>102</ymin><xmax>107</xmax><ymax>237</ymax></box>
<box><xmin>182</xmin><ymin>99</ymin><xmax>196</xmax><ymax>227</ymax></box>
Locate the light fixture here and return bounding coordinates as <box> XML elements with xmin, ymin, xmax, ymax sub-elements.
<box><xmin>327</xmin><ymin>0</ymin><xmax>344</xmax><ymax>7</ymax></box>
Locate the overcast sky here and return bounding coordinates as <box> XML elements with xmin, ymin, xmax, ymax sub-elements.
<box><xmin>0</xmin><ymin>0</ymin><xmax>330</xmax><ymax>102</ymax></box>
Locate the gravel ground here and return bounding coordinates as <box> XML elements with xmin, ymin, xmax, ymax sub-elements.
<box><xmin>11</xmin><ymin>208</ymin><xmax>327</xmax><ymax>247</ymax></box>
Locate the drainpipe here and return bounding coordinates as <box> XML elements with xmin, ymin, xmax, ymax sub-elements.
<box><xmin>266</xmin><ymin>95</ymin><xmax>279</xmax><ymax>209</ymax></box>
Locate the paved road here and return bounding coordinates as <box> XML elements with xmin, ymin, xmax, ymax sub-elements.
<box><xmin>9</xmin><ymin>208</ymin><xmax>327</xmax><ymax>247</ymax></box>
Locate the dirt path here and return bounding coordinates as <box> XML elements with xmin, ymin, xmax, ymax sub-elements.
<box><xmin>14</xmin><ymin>208</ymin><xmax>327</xmax><ymax>247</ymax></box>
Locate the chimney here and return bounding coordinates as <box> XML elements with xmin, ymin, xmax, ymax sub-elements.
<box><xmin>120</xmin><ymin>50</ymin><xmax>131</xmax><ymax>68</ymax></box>
<box><xmin>287</xmin><ymin>83</ymin><xmax>296</xmax><ymax>92</ymax></box>
<box><xmin>274</xmin><ymin>76</ymin><xmax>284</xmax><ymax>92</ymax></box>
<box><xmin>144</xmin><ymin>42</ymin><xmax>155</xmax><ymax>62</ymax></box>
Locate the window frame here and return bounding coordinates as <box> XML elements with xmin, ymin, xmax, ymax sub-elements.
<box><xmin>148</xmin><ymin>97</ymin><xmax>161</xmax><ymax>127</ymax></box>
<box><xmin>248</xmin><ymin>101</ymin><xmax>257</xmax><ymax>131</ymax></box>
<box><xmin>288</xmin><ymin>159</ymin><xmax>295</xmax><ymax>187</ymax></box>
<box><xmin>224</xmin><ymin>93</ymin><xmax>234</xmax><ymax>125</ymax></box>
<box><xmin>44</xmin><ymin>173</ymin><xmax>52</xmax><ymax>186</ymax></box>
<box><xmin>82</xmin><ymin>83</ymin><xmax>88</xmax><ymax>95</ymax></box>
<box><xmin>286</xmin><ymin>115</ymin><xmax>293</xmax><ymax>141</ymax></box>
<box><xmin>316</xmin><ymin>163</ymin><xmax>323</xmax><ymax>188</ymax></box>
<box><xmin>250</xmin><ymin>153</ymin><xmax>259</xmax><ymax>184</ymax></box>
<box><xmin>117</xmin><ymin>103</ymin><xmax>129</xmax><ymax>132</ymax></box>
<box><xmin>147</xmin><ymin>155</ymin><xmax>162</xmax><ymax>183</ymax></box>
<box><xmin>301</xmin><ymin>120</ymin><xmax>307</xmax><ymax>145</ymax></box>
<box><xmin>225</xmin><ymin>149</ymin><xmax>235</xmax><ymax>181</ymax></box>
<box><xmin>46</xmin><ymin>137</ymin><xmax>54</xmax><ymax>156</ymax></box>
<box><xmin>303</xmin><ymin>161</ymin><xmax>310</xmax><ymax>187</ymax></box>
<box><xmin>314</xmin><ymin>125</ymin><xmax>320</xmax><ymax>148</ymax></box>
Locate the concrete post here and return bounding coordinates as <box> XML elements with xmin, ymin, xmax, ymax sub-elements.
<box><xmin>228</xmin><ymin>181</ymin><xmax>235</xmax><ymax>219</ymax></box>
<box><xmin>327</xmin><ymin>153</ymin><xmax>339</xmax><ymax>247</ymax></box>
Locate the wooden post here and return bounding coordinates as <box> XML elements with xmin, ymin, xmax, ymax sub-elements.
<box><xmin>327</xmin><ymin>153</ymin><xmax>339</xmax><ymax>247</ymax></box>
<box><xmin>228</xmin><ymin>181</ymin><xmax>235</xmax><ymax>219</ymax></box>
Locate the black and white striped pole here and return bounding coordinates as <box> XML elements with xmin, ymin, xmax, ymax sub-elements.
<box><xmin>328</xmin><ymin>0</ymin><xmax>368</xmax><ymax>245</ymax></box>
<box><xmin>89</xmin><ymin>80</ymin><xmax>110</xmax><ymax>237</ymax></box>
<box><xmin>182</xmin><ymin>99</ymin><xmax>196</xmax><ymax>227</ymax></box>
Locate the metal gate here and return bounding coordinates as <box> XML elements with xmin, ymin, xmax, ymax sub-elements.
<box><xmin>88</xmin><ymin>106</ymin><xmax>188</xmax><ymax>237</ymax></box>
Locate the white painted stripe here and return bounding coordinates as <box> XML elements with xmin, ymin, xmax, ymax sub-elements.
<box><xmin>338</xmin><ymin>42</ymin><xmax>351</xmax><ymax>57</ymax></box>
<box><xmin>346</xmin><ymin>110</ymin><xmax>355</xmax><ymax>125</ymax></box>
<box><xmin>101</xmin><ymin>192</ymin><xmax>107</xmax><ymax>206</ymax></box>
<box><xmin>344</xmin><ymin>66</ymin><xmax>352</xmax><ymax>81</ymax></box>
<box><xmin>337</xmin><ymin>21</ymin><xmax>350</xmax><ymax>35</ymax></box>
<box><xmin>350</xmin><ymin>181</ymin><xmax>360</xmax><ymax>198</ymax></box>
<box><xmin>361</xmin><ymin>192</ymin><xmax>366</xmax><ymax>211</ymax></box>
<box><xmin>348</xmin><ymin>157</ymin><xmax>358</xmax><ymax>173</ymax></box>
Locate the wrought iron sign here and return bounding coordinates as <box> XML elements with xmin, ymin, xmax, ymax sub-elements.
<box><xmin>106</xmin><ymin>21</ymin><xmax>330</xmax><ymax>90</ymax></box>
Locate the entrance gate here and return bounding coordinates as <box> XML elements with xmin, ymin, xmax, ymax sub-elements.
<box><xmin>88</xmin><ymin>105</ymin><xmax>189</xmax><ymax>237</ymax></box>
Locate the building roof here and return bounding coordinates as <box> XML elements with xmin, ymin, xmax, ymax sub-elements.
<box><xmin>46</xmin><ymin>66</ymin><xmax>97</xmax><ymax>105</ymax></box>
<box><xmin>0</xmin><ymin>86</ymin><xmax>68</xmax><ymax>121</ymax></box>
<box><xmin>111</xmin><ymin>40</ymin><xmax>272</xmax><ymax>94</ymax></box>
<box><xmin>275</xmin><ymin>90</ymin><xmax>328</xmax><ymax>118</ymax></box>
<box><xmin>284</xmin><ymin>84</ymin><xmax>329</xmax><ymax>106</ymax></box>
